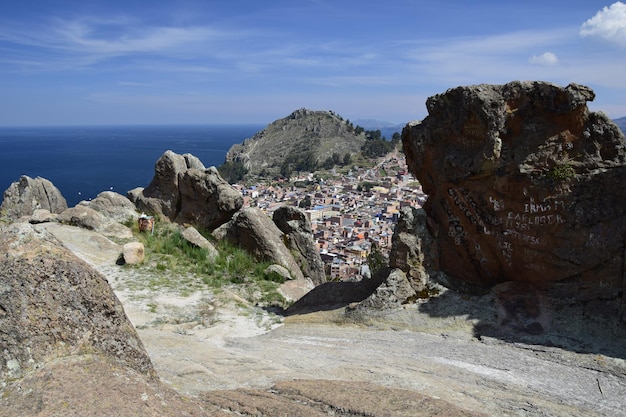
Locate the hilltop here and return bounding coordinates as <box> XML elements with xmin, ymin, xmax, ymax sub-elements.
<box><xmin>223</xmin><ymin>108</ymin><xmax>368</xmax><ymax>180</ymax></box>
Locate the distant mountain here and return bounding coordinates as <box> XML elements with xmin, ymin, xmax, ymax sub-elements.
<box><xmin>353</xmin><ymin>119</ymin><xmax>405</xmax><ymax>140</ymax></box>
<box><xmin>614</xmin><ymin>117</ymin><xmax>626</xmax><ymax>136</ymax></box>
<box><xmin>225</xmin><ymin>109</ymin><xmax>366</xmax><ymax>179</ymax></box>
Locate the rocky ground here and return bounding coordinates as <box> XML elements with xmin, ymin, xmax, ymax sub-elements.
<box><xmin>40</xmin><ymin>222</ymin><xmax>626</xmax><ymax>416</ymax></box>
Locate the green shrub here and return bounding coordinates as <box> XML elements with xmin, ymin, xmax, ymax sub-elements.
<box><xmin>130</xmin><ymin>222</ymin><xmax>289</xmax><ymax>307</ymax></box>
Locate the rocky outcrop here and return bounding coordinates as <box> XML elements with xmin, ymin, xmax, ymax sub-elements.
<box><xmin>78</xmin><ymin>191</ymin><xmax>139</xmax><ymax>224</ymax></box>
<box><xmin>177</xmin><ymin>166</ymin><xmax>243</xmax><ymax>230</ymax></box>
<box><xmin>273</xmin><ymin>205</ymin><xmax>326</xmax><ymax>285</ymax></box>
<box><xmin>402</xmin><ymin>81</ymin><xmax>626</xmax><ymax>304</ymax></box>
<box><xmin>57</xmin><ymin>205</ymin><xmax>133</xmax><ymax>239</ymax></box>
<box><xmin>0</xmin><ymin>175</ymin><xmax>67</xmax><ymax>222</ymax></box>
<box><xmin>225</xmin><ymin>108</ymin><xmax>366</xmax><ymax>178</ymax></box>
<box><xmin>0</xmin><ymin>222</ymin><xmax>154</xmax><ymax>384</ymax></box>
<box><xmin>213</xmin><ymin>207</ymin><xmax>305</xmax><ymax>281</ymax></box>
<box><xmin>129</xmin><ymin>151</ymin><xmax>242</xmax><ymax>230</ymax></box>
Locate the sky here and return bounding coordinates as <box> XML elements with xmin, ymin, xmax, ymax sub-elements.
<box><xmin>0</xmin><ymin>0</ymin><xmax>625</xmax><ymax>126</ymax></box>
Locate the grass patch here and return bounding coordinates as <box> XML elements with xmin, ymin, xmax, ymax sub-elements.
<box><xmin>126</xmin><ymin>222</ymin><xmax>289</xmax><ymax>308</ymax></box>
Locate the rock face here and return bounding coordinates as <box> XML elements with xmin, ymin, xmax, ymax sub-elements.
<box><xmin>0</xmin><ymin>175</ymin><xmax>68</xmax><ymax>222</ymax></box>
<box><xmin>57</xmin><ymin>205</ymin><xmax>133</xmax><ymax>239</ymax></box>
<box><xmin>402</xmin><ymin>81</ymin><xmax>626</xmax><ymax>302</ymax></box>
<box><xmin>273</xmin><ymin>205</ymin><xmax>326</xmax><ymax>285</ymax></box>
<box><xmin>225</xmin><ymin>108</ymin><xmax>366</xmax><ymax>178</ymax></box>
<box><xmin>129</xmin><ymin>151</ymin><xmax>242</xmax><ymax>230</ymax></box>
<box><xmin>214</xmin><ymin>207</ymin><xmax>305</xmax><ymax>281</ymax></box>
<box><xmin>177</xmin><ymin>166</ymin><xmax>244</xmax><ymax>230</ymax></box>
<box><xmin>0</xmin><ymin>222</ymin><xmax>155</xmax><ymax>384</ymax></box>
<box><xmin>78</xmin><ymin>191</ymin><xmax>139</xmax><ymax>224</ymax></box>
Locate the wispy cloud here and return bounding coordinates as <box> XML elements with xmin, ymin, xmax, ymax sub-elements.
<box><xmin>580</xmin><ymin>2</ymin><xmax>626</xmax><ymax>47</ymax></box>
<box><xmin>529</xmin><ymin>52</ymin><xmax>559</xmax><ymax>66</ymax></box>
<box><xmin>0</xmin><ymin>16</ymin><xmax>246</xmax><ymax>70</ymax></box>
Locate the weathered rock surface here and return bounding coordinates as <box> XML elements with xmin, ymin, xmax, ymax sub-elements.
<box><xmin>0</xmin><ymin>175</ymin><xmax>68</xmax><ymax>222</ymax></box>
<box><xmin>182</xmin><ymin>225</ymin><xmax>219</xmax><ymax>260</ymax></box>
<box><xmin>122</xmin><ymin>241</ymin><xmax>145</xmax><ymax>264</ymax></box>
<box><xmin>0</xmin><ymin>222</ymin><xmax>154</xmax><ymax>384</ymax></box>
<box><xmin>129</xmin><ymin>151</ymin><xmax>242</xmax><ymax>230</ymax></box>
<box><xmin>177</xmin><ymin>166</ymin><xmax>243</xmax><ymax>230</ymax></box>
<box><xmin>402</xmin><ymin>81</ymin><xmax>626</xmax><ymax>307</ymax></box>
<box><xmin>273</xmin><ymin>205</ymin><xmax>326</xmax><ymax>285</ymax></box>
<box><xmin>214</xmin><ymin>207</ymin><xmax>305</xmax><ymax>281</ymax></box>
<box><xmin>78</xmin><ymin>190</ymin><xmax>139</xmax><ymax>224</ymax></box>
<box><xmin>57</xmin><ymin>205</ymin><xmax>133</xmax><ymax>239</ymax></box>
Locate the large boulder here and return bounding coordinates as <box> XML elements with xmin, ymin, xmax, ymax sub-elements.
<box><xmin>402</xmin><ymin>81</ymin><xmax>626</xmax><ymax>304</ymax></box>
<box><xmin>129</xmin><ymin>151</ymin><xmax>242</xmax><ymax>230</ymax></box>
<box><xmin>78</xmin><ymin>191</ymin><xmax>139</xmax><ymax>224</ymax></box>
<box><xmin>130</xmin><ymin>150</ymin><xmax>204</xmax><ymax>220</ymax></box>
<box><xmin>214</xmin><ymin>207</ymin><xmax>305</xmax><ymax>281</ymax></box>
<box><xmin>57</xmin><ymin>205</ymin><xmax>133</xmax><ymax>239</ymax></box>
<box><xmin>176</xmin><ymin>166</ymin><xmax>243</xmax><ymax>230</ymax></box>
<box><xmin>0</xmin><ymin>222</ymin><xmax>218</xmax><ymax>416</ymax></box>
<box><xmin>0</xmin><ymin>175</ymin><xmax>67</xmax><ymax>222</ymax></box>
<box><xmin>0</xmin><ymin>222</ymin><xmax>154</xmax><ymax>383</ymax></box>
<box><xmin>272</xmin><ymin>205</ymin><xmax>326</xmax><ymax>285</ymax></box>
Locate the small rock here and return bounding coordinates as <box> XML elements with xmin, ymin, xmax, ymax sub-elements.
<box><xmin>122</xmin><ymin>242</ymin><xmax>145</xmax><ymax>265</ymax></box>
<box><xmin>181</xmin><ymin>226</ymin><xmax>218</xmax><ymax>260</ymax></box>
<box><xmin>29</xmin><ymin>209</ymin><xmax>56</xmax><ymax>224</ymax></box>
<box><xmin>265</xmin><ymin>264</ymin><xmax>292</xmax><ymax>281</ymax></box>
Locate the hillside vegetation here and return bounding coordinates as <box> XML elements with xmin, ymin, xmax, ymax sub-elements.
<box><xmin>222</xmin><ymin>108</ymin><xmax>399</xmax><ymax>181</ymax></box>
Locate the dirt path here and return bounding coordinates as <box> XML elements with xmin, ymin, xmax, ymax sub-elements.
<box><xmin>41</xmin><ymin>223</ymin><xmax>626</xmax><ymax>416</ymax></box>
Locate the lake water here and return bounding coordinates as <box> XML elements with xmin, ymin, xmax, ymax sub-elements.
<box><xmin>0</xmin><ymin>124</ymin><xmax>264</xmax><ymax>207</ymax></box>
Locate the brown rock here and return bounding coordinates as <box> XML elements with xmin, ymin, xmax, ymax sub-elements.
<box><xmin>402</xmin><ymin>81</ymin><xmax>626</xmax><ymax>304</ymax></box>
<box><xmin>0</xmin><ymin>175</ymin><xmax>67</xmax><ymax>222</ymax></box>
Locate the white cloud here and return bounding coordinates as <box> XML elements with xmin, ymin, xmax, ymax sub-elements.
<box><xmin>580</xmin><ymin>2</ymin><xmax>626</xmax><ymax>46</ymax></box>
<box><xmin>529</xmin><ymin>52</ymin><xmax>559</xmax><ymax>66</ymax></box>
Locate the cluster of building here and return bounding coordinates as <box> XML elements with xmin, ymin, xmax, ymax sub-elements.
<box><xmin>234</xmin><ymin>152</ymin><xmax>427</xmax><ymax>281</ymax></box>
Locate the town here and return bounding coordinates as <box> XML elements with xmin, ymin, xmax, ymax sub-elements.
<box><xmin>233</xmin><ymin>150</ymin><xmax>427</xmax><ymax>282</ymax></box>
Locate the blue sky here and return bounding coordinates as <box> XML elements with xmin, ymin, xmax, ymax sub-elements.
<box><xmin>1</xmin><ymin>0</ymin><xmax>625</xmax><ymax>126</ymax></box>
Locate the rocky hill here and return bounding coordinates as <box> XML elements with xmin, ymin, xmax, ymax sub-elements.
<box><xmin>2</xmin><ymin>82</ymin><xmax>626</xmax><ymax>416</ymax></box>
<box><xmin>225</xmin><ymin>108</ymin><xmax>366</xmax><ymax>178</ymax></box>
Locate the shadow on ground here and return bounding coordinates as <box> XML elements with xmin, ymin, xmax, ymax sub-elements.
<box><xmin>416</xmin><ymin>283</ymin><xmax>626</xmax><ymax>360</ymax></box>
<box><xmin>283</xmin><ymin>271</ymin><xmax>626</xmax><ymax>361</ymax></box>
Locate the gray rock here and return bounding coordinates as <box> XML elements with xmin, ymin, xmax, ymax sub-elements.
<box><xmin>215</xmin><ymin>207</ymin><xmax>305</xmax><ymax>281</ymax></box>
<box><xmin>176</xmin><ymin>166</ymin><xmax>243</xmax><ymax>230</ymax></box>
<box><xmin>356</xmin><ymin>268</ymin><xmax>416</xmax><ymax>310</ymax></box>
<box><xmin>0</xmin><ymin>175</ymin><xmax>67</xmax><ymax>222</ymax></box>
<box><xmin>129</xmin><ymin>151</ymin><xmax>242</xmax><ymax>230</ymax></box>
<box><xmin>57</xmin><ymin>206</ymin><xmax>132</xmax><ymax>239</ymax></box>
<box><xmin>78</xmin><ymin>191</ymin><xmax>138</xmax><ymax>224</ymax></box>
<box><xmin>181</xmin><ymin>226</ymin><xmax>218</xmax><ymax>261</ymax></box>
<box><xmin>28</xmin><ymin>208</ymin><xmax>56</xmax><ymax>224</ymax></box>
<box><xmin>0</xmin><ymin>222</ymin><xmax>155</xmax><ymax>384</ymax></box>
<box><xmin>273</xmin><ymin>205</ymin><xmax>326</xmax><ymax>285</ymax></box>
<box><xmin>131</xmin><ymin>150</ymin><xmax>197</xmax><ymax>220</ymax></box>
<box><xmin>265</xmin><ymin>264</ymin><xmax>292</xmax><ymax>281</ymax></box>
